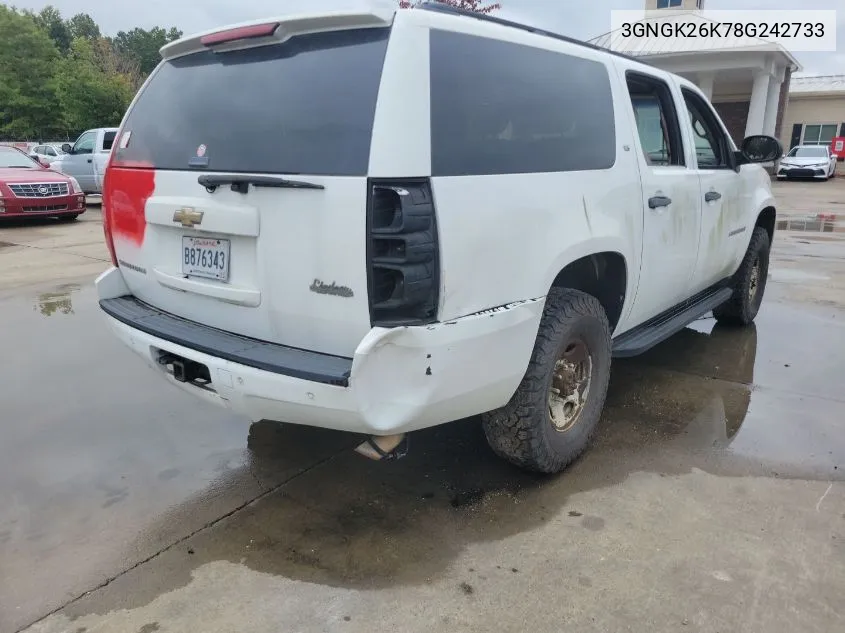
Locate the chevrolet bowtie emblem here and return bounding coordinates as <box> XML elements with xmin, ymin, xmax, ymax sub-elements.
<box><xmin>173</xmin><ymin>208</ymin><xmax>204</xmax><ymax>228</ymax></box>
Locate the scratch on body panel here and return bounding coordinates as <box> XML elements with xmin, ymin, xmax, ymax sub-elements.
<box><xmin>582</xmin><ymin>195</ymin><xmax>594</xmax><ymax>235</ymax></box>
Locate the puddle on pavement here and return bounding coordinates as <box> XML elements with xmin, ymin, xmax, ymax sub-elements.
<box><xmin>32</xmin><ymin>284</ymin><xmax>81</xmax><ymax>317</ymax></box>
<box><xmin>777</xmin><ymin>213</ymin><xmax>844</xmax><ymax>233</ymax></box>
<box><xmin>60</xmin><ymin>311</ymin><xmax>844</xmax><ymax>617</ymax></box>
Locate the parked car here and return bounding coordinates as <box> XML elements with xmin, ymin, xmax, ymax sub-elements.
<box><xmin>95</xmin><ymin>3</ymin><xmax>781</xmax><ymax>474</ymax></box>
<box><xmin>776</xmin><ymin>144</ymin><xmax>837</xmax><ymax>180</ymax></box>
<box><xmin>0</xmin><ymin>146</ymin><xmax>86</xmax><ymax>220</ymax></box>
<box><xmin>29</xmin><ymin>144</ymin><xmax>66</xmax><ymax>165</ymax></box>
<box><xmin>51</xmin><ymin>128</ymin><xmax>118</xmax><ymax>194</ymax></box>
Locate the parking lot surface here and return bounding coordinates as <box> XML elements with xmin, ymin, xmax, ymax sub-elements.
<box><xmin>1</xmin><ymin>181</ymin><xmax>843</xmax><ymax>633</ymax></box>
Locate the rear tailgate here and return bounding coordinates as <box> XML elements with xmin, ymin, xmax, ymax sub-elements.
<box><xmin>105</xmin><ymin>15</ymin><xmax>393</xmax><ymax>358</ymax></box>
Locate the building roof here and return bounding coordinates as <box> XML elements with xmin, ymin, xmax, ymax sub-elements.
<box><xmin>589</xmin><ymin>10</ymin><xmax>801</xmax><ymax>69</ymax></box>
<box><xmin>789</xmin><ymin>75</ymin><xmax>845</xmax><ymax>95</ymax></box>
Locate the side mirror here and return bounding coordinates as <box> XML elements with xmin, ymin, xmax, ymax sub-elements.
<box><xmin>739</xmin><ymin>135</ymin><xmax>783</xmax><ymax>164</ymax></box>
<box><xmin>61</xmin><ymin>143</ymin><xmax>72</xmax><ymax>154</ymax></box>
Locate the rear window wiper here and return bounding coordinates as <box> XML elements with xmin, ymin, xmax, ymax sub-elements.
<box><xmin>198</xmin><ymin>174</ymin><xmax>324</xmax><ymax>194</ymax></box>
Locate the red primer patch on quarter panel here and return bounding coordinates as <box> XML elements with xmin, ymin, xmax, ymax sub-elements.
<box><xmin>104</xmin><ymin>166</ymin><xmax>155</xmax><ymax>246</ymax></box>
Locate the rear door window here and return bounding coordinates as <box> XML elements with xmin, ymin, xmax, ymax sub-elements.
<box><xmin>102</xmin><ymin>132</ymin><xmax>116</xmax><ymax>151</ymax></box>
<box><xmin>429</xmin><ymin>29</ymin><xmax>616</xmax><ymax>176</ymax></box>
<box><xmin>114</xmin><ymin>28</ymin><xmax>390</xmax><ymax>176</ymax></box>
<box><xmin>626</xmin><ymin>72</ymin><xmax>686</xmax><ymax>167</ymax></box>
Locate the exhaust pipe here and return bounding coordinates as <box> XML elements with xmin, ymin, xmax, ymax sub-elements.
<box><xmin>354</xmin><ymin>434</ymin><xmax>409</xmax><ymax>461</ymax></box>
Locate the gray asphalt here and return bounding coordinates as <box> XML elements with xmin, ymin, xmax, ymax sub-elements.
<box><xmin>1</xmin><ymin>180</ymin><xmax>844</xmax><ymax>633</ymax></box>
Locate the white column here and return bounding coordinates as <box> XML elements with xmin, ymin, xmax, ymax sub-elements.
<box><xmin>762</xmin><ymin>71</ymin><xmax>783</xmax><ymax>137</ymax></box>
<box><xmin>745</xmin><ymin>70</ymin><xmax>770</xmax><ymax>138</ymax></box>
<box><xmin>698</xmin><ymin>72</ymin><xmax>715</xmax><ymax>101</ymax></box>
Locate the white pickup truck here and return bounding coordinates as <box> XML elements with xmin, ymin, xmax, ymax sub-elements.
<box><xmin>52</xmin><ymin>128</ymin><xmax>118</xmax><ymax>195</ymax></box>
<box><xmin>95</xmin><ymin>4</ymin><xmax>783</xmax><ymax>474</ymax></box>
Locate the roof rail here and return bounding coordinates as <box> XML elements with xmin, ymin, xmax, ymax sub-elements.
<box><xmin>417</xmin><ymin>1</ymin><xmax>648</xmax><ymax>65</ymax></box>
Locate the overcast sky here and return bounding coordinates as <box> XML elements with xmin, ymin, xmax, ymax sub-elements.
<box><xmin>7</xmin><ymin>0</ymin><xmax>844</xmax><ymax>75</ymax></box>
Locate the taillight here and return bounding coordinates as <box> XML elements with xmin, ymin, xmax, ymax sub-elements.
<box><xmin>367</xmin><ymin>179</ymin><xmax>440</xmax><ymax>327</ymax></box>
<box><xmin>200</xmin><ymin>23</ymin><xmax>279</xmax><ymax>46</ymax></box>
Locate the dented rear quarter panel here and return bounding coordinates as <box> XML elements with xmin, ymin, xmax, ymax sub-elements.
<box><xmin>397</xmin><ymin>11</ymin><xmax>645</xmax><ymax>329</ymax></box>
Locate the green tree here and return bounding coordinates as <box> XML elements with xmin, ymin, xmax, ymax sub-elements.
<box><xmin>112</xmin><ymin>26</ymin><xmax>183</xmax><ymax>76</ymax></box>
<box><xmin>91</xmin><ymin>38</ymin><xmax>143</xmax><ymax>93</ymax></box>
<box><xmin>33</xmin><ymin>5</ymin><xmax>72</xmax><ymax>53</ymax></box>
<box><xmin>67</xmin><ymin>13</ymin><xmax>101</xmax><ymax>40</ymax></box>
<box><xmin>0</xmin><ymin>6</ymin><xmax>60</xmax><ymax>139</ymax></box>
<box><xmin>55</xmin><ymin>38</ymin><xmax>134</xmax><ymax>133</ymax></box>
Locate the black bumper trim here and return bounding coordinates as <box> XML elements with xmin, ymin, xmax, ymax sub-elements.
<box><xmin>100</xmin><ymin>296</ymin><xmax>352</xmax><ymax>387</ymax></box>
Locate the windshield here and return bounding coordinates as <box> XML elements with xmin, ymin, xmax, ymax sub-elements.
<box><xmin>0</xmin><ymin>147</ymin><xmax>38</xmax><ymax>168</ymax></box>
<box><xmin>788</xmin><ymin>147</ymin><xmax>828</xmax><ymax>158</ymax></box>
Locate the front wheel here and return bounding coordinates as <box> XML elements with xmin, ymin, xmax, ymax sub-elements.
<box><xmin>481</xmin><ymin>288</ymin><xmax>612</xmax><ymax>474</ymax></box>
<box><xmin>713</xmin><ymin>226</ymin><xmax>771</xmax><ymax>326</ymax></box>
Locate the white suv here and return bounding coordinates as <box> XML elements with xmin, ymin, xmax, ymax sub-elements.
<box><xmin>96</xmin><ymin>2</ymin><xmax>781</xmax><ymax>473</ymax></box>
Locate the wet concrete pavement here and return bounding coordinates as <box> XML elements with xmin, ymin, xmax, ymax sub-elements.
<box><xmin>2</xmin><ymin>180</ymin><xmax>844</xmax><ymax>633</ymax></box>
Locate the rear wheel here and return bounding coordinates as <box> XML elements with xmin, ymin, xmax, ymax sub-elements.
<box><xmin>713</xmin><ymin>226</ymin><xmax>770</xmax><ymax>326</ymax></box>
<box><xmin>481</xmin><ymin>288</ymin><xmax>612</xmax><ymax>474</ymax></box>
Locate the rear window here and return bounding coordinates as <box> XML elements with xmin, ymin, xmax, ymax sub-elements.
<box><xmin>430</xmin><ymin>30</ymin><xmax>616</xmax><ymax>176</ymax></box>
<box><xmin>102</xmin><ymin>131</ymin><xmax>116</xmax><ymax>151</ymax></box>
<box><xmin>115</xmin><ymin>28</ymin><xmax>390</xmax><ymax>176</ymax></box>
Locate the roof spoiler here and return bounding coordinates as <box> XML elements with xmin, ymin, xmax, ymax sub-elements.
<box><xmin>160</xmin><ymin>5</ymin><xmax>396</xmax><ymax>60</ymax></box>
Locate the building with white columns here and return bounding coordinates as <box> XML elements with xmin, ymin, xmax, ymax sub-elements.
<box><xmin>589</xmin><ymin>0</ymin><xmax>801</xmax><ymax>146</ymax></box>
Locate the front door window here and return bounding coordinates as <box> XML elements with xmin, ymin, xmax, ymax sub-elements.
<box><xmin>73</xmin><ymin>132</ymin><xmax>96</xmax><ymax>155</ymax></box>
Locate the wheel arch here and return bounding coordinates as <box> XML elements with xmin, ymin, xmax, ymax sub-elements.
<box><xmin>549</xmin><ymin>251</ymin><xmax>628</xmax><ymax>334</ymax></box>
<box><xmin>755</xmin><ymin>206</ymin><xmax>776</xmax><ymax>243</ymax></box>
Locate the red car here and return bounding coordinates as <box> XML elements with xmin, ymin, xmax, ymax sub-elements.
<box><xmin>0</xmin><ymin>145</ymin><xmax>86</xmax><ymax>220</ymax></box>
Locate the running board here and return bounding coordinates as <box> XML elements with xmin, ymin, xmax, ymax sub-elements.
<box><xmin>612</xmin><ymin>285</ymin><xmax>734</xmax><ymax>358</ymax></box>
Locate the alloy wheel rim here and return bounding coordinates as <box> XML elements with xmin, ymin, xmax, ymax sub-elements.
<box><xmin>549</xmin><ymin>338</ymin><xmax>592</xmax><ymax>432</ymax></box>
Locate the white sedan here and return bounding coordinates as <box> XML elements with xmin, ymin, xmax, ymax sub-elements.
<box><xmin>776</xmin><ymin>145</ymin><xmax>838</xmax><ymax>180</ymax></box>
<box><xmin>29</xmin><ymin>144</ymin><xmax>66</xmax><ymax>166</ymax></box>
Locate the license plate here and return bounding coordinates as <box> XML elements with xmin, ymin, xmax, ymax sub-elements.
<box><xmin>182</xmin><ymin>236</ymin><xmax>230</xmax><ymax>281</ymax></box>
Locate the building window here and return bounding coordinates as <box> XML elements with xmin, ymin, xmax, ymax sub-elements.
<box><xmin>802</xmin><ymin>124</ymin><xmax>839</xmax><ymax>146</ymax></box>
<box><xmin>656</xmin><ymin>0</ymin><xmax>683</xmax><ymax>8</ymax></box>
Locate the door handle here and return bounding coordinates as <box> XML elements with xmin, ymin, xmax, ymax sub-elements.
<box><xmin>87</xmin><ymin>158</ymin><xmax>92</xmax><ymax>163</ymax></box>
<box><xmin>705</xmin><ymin>191</ymin><xmax>722</xmax><ymax>202</ymax></box>
<box><xmin>648</xmin><ymin>195</ymin><xmax>672</xmax><ymax>209</ymax></box>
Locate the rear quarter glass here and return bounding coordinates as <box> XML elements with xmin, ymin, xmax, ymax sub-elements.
<box><xmin>429</xmin><ymin>29</ymin><xmax>616</xmax><ymax>176</ymax></box>
<box><xmin>114</xmin><ymin>28</ymin><xmax>391</xmax><ymax>176</ymax></box>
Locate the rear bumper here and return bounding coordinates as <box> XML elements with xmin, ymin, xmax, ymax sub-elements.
<box><xmin>95</xmin><ymin>267</ymin><xmax>543</xmax><ymax>435</ymax></box>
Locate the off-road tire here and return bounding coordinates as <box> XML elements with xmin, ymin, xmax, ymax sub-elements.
<box><xmin>713</xmin><ymin>226</ymin><xmax>770</xmax><ymax>326</ymax></box>
<box><xmin>481</xmin><ymin>288</ymin><xmax>612</xmax><ymax>474</ymax></box>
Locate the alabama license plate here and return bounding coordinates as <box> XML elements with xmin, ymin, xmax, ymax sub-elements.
<box><xmin>182</xmin><ymin>236</ymin><xmax>230</xmax><ymax>281</ymax></box>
